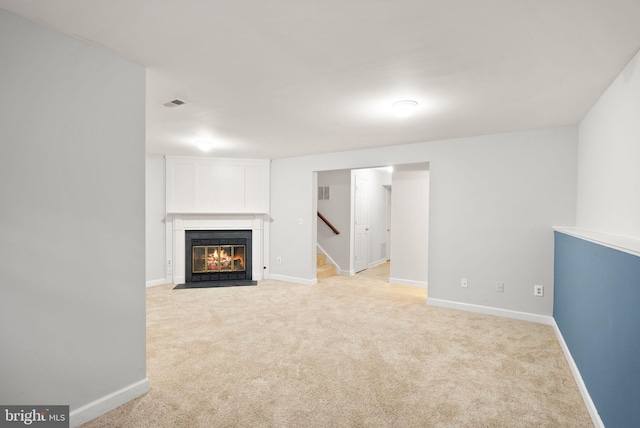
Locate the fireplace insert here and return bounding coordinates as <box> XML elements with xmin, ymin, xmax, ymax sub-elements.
<box><xmin>181</xmin><ymin>230</ymin><xmax>255</xmax><ymax>287</ymax></box>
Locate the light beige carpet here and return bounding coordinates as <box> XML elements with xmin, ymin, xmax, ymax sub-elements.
<box><xmin>83</xmin><ymin>263</ymin><xmax>593</xmax><ymax>427</ymax></box>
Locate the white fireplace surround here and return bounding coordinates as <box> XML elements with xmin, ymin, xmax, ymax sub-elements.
<box><xmin>166</xmin><ymin>214</ymin><xmax>267</xmax><ymax>285</ymax></box>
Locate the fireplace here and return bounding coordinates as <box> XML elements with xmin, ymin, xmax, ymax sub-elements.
<box><xmin>182</xmin><ymin>230</ymin><xmax>256</xmax><ymax>287</ymax></box>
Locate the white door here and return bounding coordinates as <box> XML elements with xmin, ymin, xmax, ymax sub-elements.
<box><xmin>354</xmin><ymin>175</ymin><xmax>368</xmax><ymax>272</ymax></box>
<box><xmin>385</xmin><ymin>187</ymin><xmax>391</xmax><ymax>261</ymax></box>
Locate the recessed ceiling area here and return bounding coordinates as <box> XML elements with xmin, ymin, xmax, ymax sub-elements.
<box><xmin>1</xmin><ymin>0</ymin><xmax>639</xmax><ymax>159</ymax></box>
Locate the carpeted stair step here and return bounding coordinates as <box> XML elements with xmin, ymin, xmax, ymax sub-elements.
<box><xmin>317</xmin><ymin>253</ymin><xmax>327</xmax><ymax>266</ymax></box>
<box><xmin>316</xmin><ymin>253</ymin><xmax>336</xmax><ymax>280</ymax></box>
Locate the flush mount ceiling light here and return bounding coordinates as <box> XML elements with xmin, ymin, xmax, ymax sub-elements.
<box><xmin>196</xmin><ymin>140</ymin><xmax>214</xmax><ymax>152</ymax></box>
<box><xmin>392</xmin><ymin>100</ymin><xmax>418</xmax><ymax>118</ymax></box>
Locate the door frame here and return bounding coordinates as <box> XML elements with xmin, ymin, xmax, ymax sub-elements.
<box><xmin>353</xmin><ymin>172</ymin><xmax>369</xmax><ymax>273</ymax></box>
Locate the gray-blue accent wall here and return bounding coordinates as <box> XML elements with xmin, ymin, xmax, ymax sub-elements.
<box><xmin>554</xmin><ymin>231</ymin><xmax>640</xmax><ymax>427</ymax></box>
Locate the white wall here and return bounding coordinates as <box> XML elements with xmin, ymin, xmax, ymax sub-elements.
<box><xmin>577</xmin><ymin>49</ymin><xmax>640</xmax><ymax>239</ymax></box>
<box><xmin>317</xmin><ymin>170</ymin><xmax>351</xmax><ymax>272</ymax></box>
<box><xmin>270</xmin><ymin>126</ymin><xmax>577</xmax><ymax>315</ymax></box>
<box><xmin>0</xmin><ymin>9</ymin><xmax>147</xmax><ymax>423</ymax></box>
<box><xmin>146</xmin><ymin>154</ymin><xmax>166</xmax><ymax>285</ymax></box>
<box><xmin>389</xmin><ymin>164</ymin><xmax>429</xmax><ymax>287</ymax></box>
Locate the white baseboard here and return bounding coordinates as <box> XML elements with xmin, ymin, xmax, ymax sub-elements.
<box><xmin>338</xmin><ymin>268</ymin><xmax>355</xmax><ymax>276</ymax></box>
<box><xmin>268</xmin><ymin>273</ymin><xmax>317</xmax><ymax>286</ymax></box>
<box><xmin>69</xmin><ymin>377</ymin><xmax>149</xmax><ymax>427</ymax></box>
<box><xmin>551</xmin><ymin>320</ymin><xmax>604</xmax><ymax>428</ymax></box>
<box><xmin>368</xmin><ymin>258</ymin><xmax>388</xmax><ymax>269</ymax></box>
<box><xmin>426</xmin><ymin>298</ymin><xmax>554</xmax><ymax>325</ymax></box>
<box><xmin>146</xmin><ymin>278</ymin><xmax>168</xmax><ymax>288</ymax></box>
<box><xmin>389</xmin><ymin>277</ymin><xmax>428</xmax><ymax>288</ymax></box>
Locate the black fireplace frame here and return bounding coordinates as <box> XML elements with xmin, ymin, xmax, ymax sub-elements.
<box><xmin>184</xmin><ymin>230</ymin><xmax>253</xmax><ymax>285</ymax></box>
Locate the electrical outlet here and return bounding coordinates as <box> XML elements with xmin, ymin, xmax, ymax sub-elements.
<box><xmin>496</xmin><ymin>282</ymin><xmax>504</xmax><ymax>292</ymax></box>
<box><xmin>461</xmin><ymin>278</ymin><xmax>468</xmax><ymax>288</ymax></box>
<box><xmin>534</xmin><ymin>285</ymin><xmax>544</xmax><ymax>297</ymax></box>
<box><xmin>276</xmin><ymin>256</ymin><xmax>282</xmax><ymax>264</ymax></box>
<box><xmin>167</xmin><ymin>258</ymin><xmax>172</xmax><ymax>267</ymax></box>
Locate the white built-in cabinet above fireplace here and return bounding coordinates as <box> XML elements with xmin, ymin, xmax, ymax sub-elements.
<box><xmin>166</xmin><ymin>156</ymin><xmax>270</xmax><ymax>214</ymax></box>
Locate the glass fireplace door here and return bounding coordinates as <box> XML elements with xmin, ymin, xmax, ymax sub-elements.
<box><xmin>192</xmin><ymin>245</ymin><xmax>246</xmax><ymax>273</ymax></box>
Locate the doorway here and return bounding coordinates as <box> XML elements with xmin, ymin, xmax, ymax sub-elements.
<box><xmin>314</xmin><ymin>163</ymin><xmax>428</xmax><ymax>286</ymax></box>
<box><xmin>354</xmin><ymin>174</ymin><xmax>368</xmax><ymax>273</ymax></box>
<box><xmin>385</xmin><ymin>185</ymin><xmax>391</xmax><ymax>262</ymax></box>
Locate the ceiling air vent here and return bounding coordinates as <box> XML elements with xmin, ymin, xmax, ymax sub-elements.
<box><xmin>163</xmin><ymin>98</ymin><xmax>187</xmax><ymax>108</ymax></box>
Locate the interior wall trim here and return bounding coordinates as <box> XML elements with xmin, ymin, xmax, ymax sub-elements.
<box><xmin>551</xmin><ymin>320</ymin><xmax>604</xmax><ymax>428</ymax></box>
<box><xmin>389</xmin><ymin>277</ymin><xmax>428</xmax><ymax>288</ymax></box>
<box><xmin>553</xmin><ymin>226</ymin><xmax>640</xmax><ymax>258</ymax></box>
<box><xmin>426</xmin><ymin>298</ymin><xmax>553</xmax><ymax>324</ymax></box>
<box><xmin>268</xmin><ymin>274</ymin><xmax>317</xmax><ymax>286</ymax></box>
<box><xmin>146</xmin><ymin>278</ymin><xmax>168</xmax><ymax>288</ymax></box>
<box><xmin>69</xmin><ymin>378</ymin><xmax>149</xmax><ymax>427</ymax></box>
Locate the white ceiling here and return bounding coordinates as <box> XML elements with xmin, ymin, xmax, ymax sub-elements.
<box><xmin>2</xmin><ymin>1</ymin><xmax>640</xmax><ymax>159</ymax></box>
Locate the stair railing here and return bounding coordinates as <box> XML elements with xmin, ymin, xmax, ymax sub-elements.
<box><xmin>317</xmin><ymin>211</ymin><xmax>340</xmax><ymax>235</ymax></box>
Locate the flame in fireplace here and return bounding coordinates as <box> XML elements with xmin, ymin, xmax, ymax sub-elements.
<box><xmin>194</xmin><ymin>245</ymin><xmax>245</xmax><ymax>273</ymax></box>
